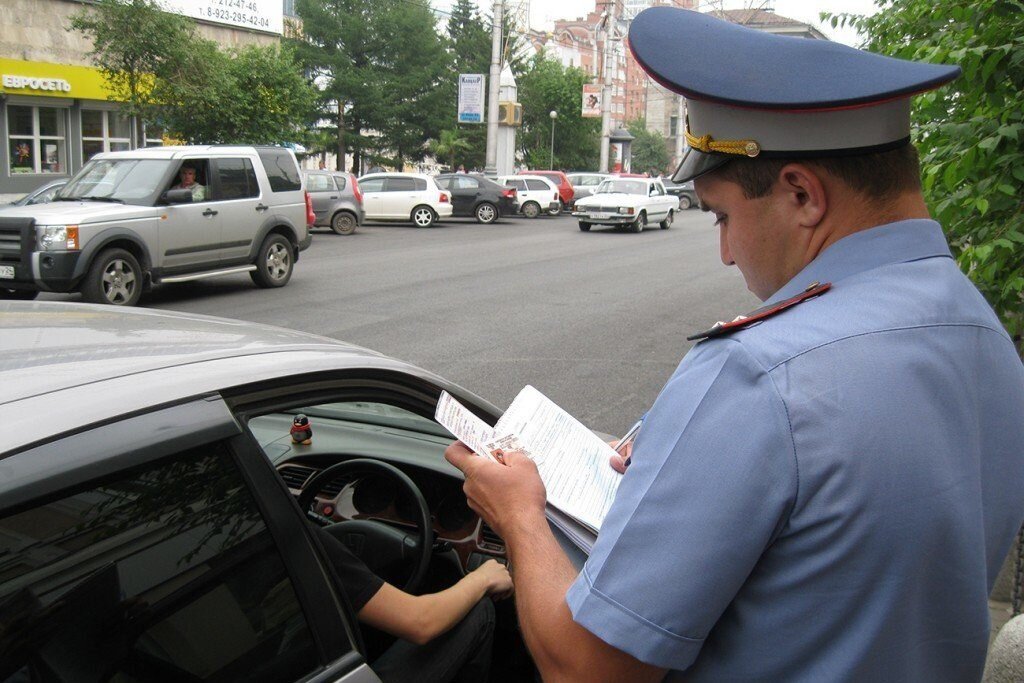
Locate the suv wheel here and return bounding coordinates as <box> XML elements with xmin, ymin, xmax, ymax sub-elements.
<box><xmin>411</xmin><ymin>205</ymin><xmax>437</xmax><ymax>228</ymax></box>
<box><xmin>475</xmin><ymin>202</ymin><xmax>498</xmax><ymax>224</ymax></box>
<box><xmin>251</xmin><ymin>234</ymin><xmax>293</xmax><ymax>288</ymax></box>
<box><xmin>331</xmin><ymin>211</ymin><xmax>358</xmax><ymax>235</ymax></box>
<box><xmin>81</xmin><ymin>248</ymin><xmax>143</xmax><ymax>306</ymax></box>
<box><xmin>521</xmin><ymin>201</ymin><xmax>541</xmax><ymax>218</ymax></box>
<box><xmin>0</xmin><ymin>288</ymin><xmax>38</xmax><ymax>300</ymax></box>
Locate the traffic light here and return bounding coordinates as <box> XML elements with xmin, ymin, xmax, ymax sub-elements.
<box><xmin>498</xmin><ymin>101</ymin><xmax>523</xmax><ymax>126</ymax></box>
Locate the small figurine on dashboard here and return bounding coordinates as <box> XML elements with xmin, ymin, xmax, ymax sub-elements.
<box><xmin>290</xmin><ymin>414</ymin><xmax>313</xmax><ymax>445</ymax></box>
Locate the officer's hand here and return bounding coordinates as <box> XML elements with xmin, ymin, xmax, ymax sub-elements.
<box><xmin>608</xmin><ymin>440</ymin><xmax>633</xmax><ymax>474</ymax></box>
<box><xmin>445</xmin><ymin>441</ymin><xmax>547</xmax><ymax>542</ymax></box>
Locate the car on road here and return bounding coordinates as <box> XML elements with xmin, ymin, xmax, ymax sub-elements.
<box><xmin>572</xmin><ymin>176</ymin><xmax>678</xmax><ymax>233</ymax></box>
<box><xmin>496</xmin><ymin>175</ymin><xmax>561</xmax><ymax>218</ymax></box>
<box><xmin>0</xmin><ymin>146</ymin><xmax>311</xmax><ymax>306</ymax></box>
<box><xmin>6</xmin><ymin>178</ymin><xmax>67</xmax><ymax>207</ymax></box>
<box><xmin>435</xmin><ymin>173</ymin><xmax>517</xmax><ymax>224</ymax></box>
<box><xmin>520</xmin><ymin>171</ymin><xmax>574</xmax><ymax>215</ymax></box>
<box><xmin>0</xmin><ymin>300</ymin><xmax>547</xmax><ymax>683</ymax></box>
<box><xmin>662</xmin><ymin>178</ymin><xmax>698</xmax><ymax>210</ymax></box>
<box><xmin>357</xmin><ymin>172</ymin><xmax>453</xmax><ymax>228</ymax></box>
<box><xmin>565</xmin><ymin>173</ymin><xmax>610</xmax><ymax>209</ymax></box>
<box><xmin>304</xmin><ymin>170</ymin><xmax>364</xmax><ymax>235</ymax></box>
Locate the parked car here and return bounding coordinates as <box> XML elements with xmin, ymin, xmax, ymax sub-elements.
<box><xmin>358</xmin><ymin>172</ymin><xmax>453</xmax><ymax>228</ymax></box>
<box><xmin>0</xmin><ymin>300</ymin><xmax>552</xmax><ymax>683</ymax></box>
<box><xmin>304</xmin><ymin>170</ymin><xmax>364</xmax><ymax>235</ymax></box>
<box><xmin>7</xmin><ymin>178</ymin><xmax>67</xmax><ymax>206</ymax></box>
<box><xmin>565</xmin><ymin>173</ymin><xmax>610</xmax><ymax>209</ymax></box>
<box><xmin>662</xmin><ymin>178</ymin><xmax>698</xmax><ymax>210</ymax></box>
<box><xmin>572</xmin><ymin>176</ymin><xmax>678</xmax><ymax>233</ymax></box>
<box><xmin>520</xmin><ymin>171</ymin><xmax>574</xmax><ymax>215</ymax></box>
<box><xmin>435</xmin><ymin>173</ymin><xmax>517</xmax><ymax>224</ymax></box>
<box><xmin>0</xmin><ymin>146</ymin><xmax>311</xmax><ymax>306</ymax></box>
<box><xmin>496</xmin><ymin>175</ymin><xmax>561</xmax><ymax>218</ymax></box>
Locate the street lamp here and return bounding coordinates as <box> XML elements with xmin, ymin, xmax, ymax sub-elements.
<box><xmin>549</xmin><ymin>110</ymin><xmax>558</xmax><ymax>169</ymax></box>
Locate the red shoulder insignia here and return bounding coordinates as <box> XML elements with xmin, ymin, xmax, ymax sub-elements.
<box><xmin>687</xmin><ymin>282</ymin><xmax>832</xmax><ymax>342</ymax></box>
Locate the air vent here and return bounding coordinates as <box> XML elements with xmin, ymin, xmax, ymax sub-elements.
<box><xmin>479</xmin><ymin>523</ymin><xmax>505</xmax><ymax>551</ymax></box>
<box><xmin>278</xmin><ymin>464</ymin><xmax>316</xmax><ymax>490</ymax></box>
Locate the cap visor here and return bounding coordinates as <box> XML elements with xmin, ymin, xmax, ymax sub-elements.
<box><xmin>671</xmin><ymin>148</ymin><xmax>731</xmax><ymax>183</ymax></box>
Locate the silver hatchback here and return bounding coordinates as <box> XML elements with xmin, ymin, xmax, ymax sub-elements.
<box><xmin>304</xmin><ymin>170</ymin><xmax>365</xmax><ymax>235</ymax></box>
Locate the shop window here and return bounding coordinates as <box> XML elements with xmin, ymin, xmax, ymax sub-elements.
<box><xmin>8</xmin><ymin>104</ymin><xmax>67</xmax><ymax>175</ymax></box>
<box><xmin>81</xmin><ymin>109</ymin><xmax>133</xmax><ymax>161</ymax></box>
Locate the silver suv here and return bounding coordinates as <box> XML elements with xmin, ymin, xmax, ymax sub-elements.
<box><xmin>0</xmin><ymin>146</ymin><xmax>312</xmax><ymax>306</ymax></box>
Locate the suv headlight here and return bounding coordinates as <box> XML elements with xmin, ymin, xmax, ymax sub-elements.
<box><xmin>37</xmin><ymin>225</ymin><xmax>80</xmax><ymax>251</ymax></box>
<box><xmin>618</xmin><ymin>207</ymin><xmax>635</xmax><ymax>215</ymax></box>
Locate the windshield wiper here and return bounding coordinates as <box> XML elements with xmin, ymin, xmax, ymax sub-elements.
<box><xmin>79</xmin><ymin>195</ymin><xmax>125</xmax><ymax>204</ymax></box>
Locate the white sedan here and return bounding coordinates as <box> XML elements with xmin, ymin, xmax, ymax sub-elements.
<box><xmin>571</xmin><ymin>177</ymin><xmax>679</xmax><ymax>233</ymax></box>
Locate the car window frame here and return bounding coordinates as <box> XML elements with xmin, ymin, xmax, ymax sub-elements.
<box><xmin>210</xmin><ymin>156</ymin><xmax>261</xmax><ymax>201</ymax></box>
<box><xmin>305</xmin><ymin>172</ymin><xmax>334</xmax><ymax>194</ymax></box>
<box><xmin>0</xmin><ymin>396</ymin><xmax>365</xmax><ymax>675</ymax></box>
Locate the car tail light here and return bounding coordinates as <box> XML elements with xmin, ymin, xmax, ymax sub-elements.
<box><xmin>439</xmin><ymin>192</ymin><xmax>449</xmax><ymax>203</ymax></box>
<box><xmin>304</xmin><ymin>191</ymin><xmax>315</xmax><ymax>226</ymax></box>
<box><xmin>501</xmin><ymin>188</ymin><xmax>516</xmax><ymax>199</ymax></box>
<box><xmin>350</xmin><ymin>174</ymin><xmax>363</xmax><ymax>204</ymax></box>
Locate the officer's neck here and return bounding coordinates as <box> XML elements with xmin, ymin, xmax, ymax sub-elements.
<box><xmin>813</xmin><ymin>190</ymin><xmax>931</xmax><ymax>258</ymax></box>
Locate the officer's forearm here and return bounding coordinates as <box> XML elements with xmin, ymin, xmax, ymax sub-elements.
<box><xmin>504</xmin><ymin>512</ymin><xmax>666</xmax><ymax>683</ymax></box>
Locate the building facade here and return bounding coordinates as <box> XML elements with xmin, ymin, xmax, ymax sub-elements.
<box><xmin>0</xmin><ymin>0</ymin><xmax>284</xmax><ymax>201</ymax></box>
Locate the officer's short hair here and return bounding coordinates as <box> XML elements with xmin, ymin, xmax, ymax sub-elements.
<box><xmin>708</xmin><ymin>144</ymin><xmax>922</xmax><ymax>201</ymax></box>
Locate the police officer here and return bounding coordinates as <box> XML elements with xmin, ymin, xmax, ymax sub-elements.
<box><xmin>445</xmin><ymin>7</ymin><xmax>1024</xmax><ymax>682</ymax></box>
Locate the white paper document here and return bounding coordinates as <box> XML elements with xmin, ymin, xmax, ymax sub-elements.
<box><xmin>435</xmin><ymin>386</ymin><xmax>621</xmax><ymax>536</ymax></box>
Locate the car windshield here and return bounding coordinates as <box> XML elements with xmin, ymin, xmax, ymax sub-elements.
<box><xmin>595</xmin><ymin>179</ymin><xmax>647</xmax><ymax>195</ymax></box>
<box><xmin>59</xmin><ymin>159</ymin><xmax>174</xmax><ymax>204</ymax></box>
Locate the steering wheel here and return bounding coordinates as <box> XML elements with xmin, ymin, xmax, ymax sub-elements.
<box><xmin>297</xmin><ymin>459</ymin><xmax>433</xmax><ymax>593</ymax></box>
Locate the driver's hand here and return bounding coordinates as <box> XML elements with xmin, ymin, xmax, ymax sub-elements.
<box><xmin>474</xmin><ymin>559</ymin><xmax>513</xmax><ymax>599</ymax></box>
<box><xmin>608</xmin><ymin>439</ymin><xmax>633</xmax><ymax>474</ymax></box>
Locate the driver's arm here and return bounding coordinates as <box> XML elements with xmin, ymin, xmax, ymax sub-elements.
<box><xmin>358</xmin><ymin>560</ymin><xmax>511</xmax><ymax>645</ymax></box>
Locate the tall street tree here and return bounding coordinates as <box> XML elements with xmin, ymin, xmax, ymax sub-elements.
<box><xmin>627</xmin><ymin>119</ymin><xmax>671</xmax><ymax>177</ymax></box>
<box><xmin>446</xmin><ymin>0</ymin><xmax>492</xmax><ymax>169</ymax></box>
<box><xmin>517</xmin><ymin>55</ymin><xmax>600</xmax><ymax>171</ymax></box>
<box><xmin>829</xmin><ymin>0</ymin><xmax>1024</xmax><ymax>346</ymax></box>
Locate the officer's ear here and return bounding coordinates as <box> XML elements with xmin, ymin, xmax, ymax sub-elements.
<box><xmin>775</xmin><ymin>163</ymin><xmax>827</xmax><ymax>229</ymax></box>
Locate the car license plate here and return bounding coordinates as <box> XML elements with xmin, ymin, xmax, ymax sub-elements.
<box><xmin>591</xmin><ymin>213</ymin><xmax>610</xmax><ymax>219</ymax></box>
<box><xmin>0</xmin><ymin>266</ymin><xmax>13</xmax><ymax>279</ymax></box>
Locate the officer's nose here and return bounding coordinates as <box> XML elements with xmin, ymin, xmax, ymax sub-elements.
<box><xmin>720</xmin><ymin>226</ymin><xmax>734</xmax><ymax>266</ymax></box>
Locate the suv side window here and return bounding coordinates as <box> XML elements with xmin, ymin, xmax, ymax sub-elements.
<box><xmin>215</xmin><ymin>157</ymin><xmax>259</xmax><ymax>200</ymax></box>
<box><xmin>0</xmin><ymin>441</ymin><xmax>321</xmax><ymax>681</ymax></box>
<box><xmin>257</xmin><ymin>148</ymin><xmax>302</xmax><ymax>192</ymax></box>
<box><xmin>525</xmin><ymin>179</ymin><xmax>548</xmax><ymax>191</ymax></box>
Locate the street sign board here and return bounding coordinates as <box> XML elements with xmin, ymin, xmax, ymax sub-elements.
<box><xmin>458</xmin><ymin>74</ymin><xmax>486</xmax><ymax>123</ymax></box>
<box><xmin>161</xmin><ymin>0</ymin><xmax>284</xmax><ymax>35</ymax></box>
<box><xmin>582</xmin><ymin>84</ymin><xmax>601</xmax><ymax>118</ymax></box>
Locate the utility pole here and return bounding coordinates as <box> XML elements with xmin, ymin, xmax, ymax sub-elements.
<box><xmin>484</xmin><ymin>0</ymin><xmax>503</xmax><ymax>177</ymax></box>
<box><xmin>599</xmin><ymin>0</ymin><xmax>617</xmax><ymax>173</ymax></box>
<box><xmin>674</xmin><ymin>95</ymin><xmax>685</xmax><ymax>168</ymax></box>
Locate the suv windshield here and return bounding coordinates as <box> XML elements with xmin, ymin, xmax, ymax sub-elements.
<box><xmin>596</xmin><ymin>179</ymin><xmax>646</xmax><ymax>195</ymax></box>
<box><xmin>59</xmin><ymin>159</ymin><xmax>174</xmax><ymax>205</ymax></box>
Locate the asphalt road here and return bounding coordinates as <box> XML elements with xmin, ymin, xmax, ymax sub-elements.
<box><xmin>41</xmin><ymin>208</ymin><xmax>759</xmax><ymax>435</ymax></box>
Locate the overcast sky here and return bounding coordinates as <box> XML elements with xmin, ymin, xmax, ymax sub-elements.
<box><xmin>431</xmin><ymin>0</ymin><xmax>880</xmax><ymax>47</ymax></box>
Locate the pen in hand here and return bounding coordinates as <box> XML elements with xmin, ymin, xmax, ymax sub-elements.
<box><xmin>612</xmin><ymin>416</ymin><xmax>645</xmax><ymax>471</ymax></box>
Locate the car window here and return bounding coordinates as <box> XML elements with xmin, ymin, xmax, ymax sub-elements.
<box><xmin>510</xmin><ymin>179</ymin><xmax>527</xmax><ymax>191</ymax></box>
<box><xmin>333</xmin><ymin>174</ymin><xmax>347</xmax><ymax>191</ymax></box>
<box><xmin>0</xmin><ymin>441</ymin><xmax>321</xmax><ymax>681</ymax></box>
<box><xmin>384</xmin><ymin>177</ymin><xmax>417</xmax><ymax>192</ymax></box>
<box><xmin>435</xmin><ymin>176</ymin><xmax>453</xmax><ymax>189</ymax></box>
<box><xmin>650</xmin><ymin>183</ymin><xmax>664</xmax><ymax>196</ymax></box>
<box><xmin>215</xmin><ymin>158</ymin><xmax>259</xmax><ymax>200</ymax></box>
<box><xmin>525</xmin><ymin>179</ymin><xmax>549</xmax><ymax>191</ymax></box>
<box><xmin>256</xmin><ymin>148</ymin><xmax>302</xmax><ymax>192</ymax></box>
<box><xmin>596</xmin><ymin>179</ymin><xmax>646</xmax><ymax>195</ymax></box>
<box><xmin>581</xmin><ymin>176</ymin><xmax>603</xmax><ymax>187</ymax></box>
<box><xmin>454</xmin><ymin>176</ymin><xmax>480</xmax><ymax>190</ymax></box>
<box><xmin>359</xmin><ymin>177</ymin><xmax>384</xmax><ymax>192</ymax></box>
<box><xmin>306</xmin><ymin>173</ymin><xmax>333</xmax><ymax>193</ymax></box>
<box><xmin>61</xmin><ymin>158</ymin><xmax>174</xmax><ymax>205</ymax></box>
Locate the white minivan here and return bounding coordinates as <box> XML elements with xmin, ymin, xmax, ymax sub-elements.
<box><xmin>357</xmin><ymin>172</ymin><xmax>453</xmax><ymax>227</ymax></box>
<box><xmin>496</xmin><ymin>175</ymin><xmax>561</xmax><ymax>218</ymax></box>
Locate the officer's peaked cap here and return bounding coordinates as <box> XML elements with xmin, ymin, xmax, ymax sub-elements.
<box><xmin>629</xmin><ymin>8</ymin><xmax>961</xmax><ymax>182</ymax></box>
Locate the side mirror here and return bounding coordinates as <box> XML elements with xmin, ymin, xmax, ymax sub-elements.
<box><xmin>163</xmin><ymin>188</ymin><xmax>194</xmax><ymax>204</ymax></box>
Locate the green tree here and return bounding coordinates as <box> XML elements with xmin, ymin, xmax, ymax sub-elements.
<box><xmin>517</xmin><ymin>55</ymin><xmax>600</xmax><ymax>171</ymax></box>
<box><xmin>627</xmin><ymin>119</ymin><xmax>671</xmax><ymax>176</ymax></box>
<box><xmin>69</xmin><ymin>0</ymin><xmax>195</xmax><ymax>143</ymax></box>
<box><xmin>828</xmin><ymin>0</ymin><xmax>1024</xmax><ymax>345</ymax></box>
<box><xmin>295</xmin><ymin>0</ymin><xmax>452</xmax><ymax>172</ymax></box>
<box><xmin>429</xmin><ymin>129</ymin><xmax>472</xmax><ymax>171</ymax></box>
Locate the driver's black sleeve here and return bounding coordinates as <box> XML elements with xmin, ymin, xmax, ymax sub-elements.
<box><xmin>315</xmin><ymin>527</ymin><xmax>385</xmax><ymax>612</ymax></box>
